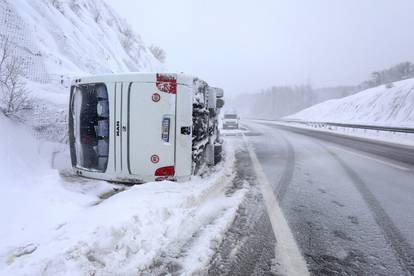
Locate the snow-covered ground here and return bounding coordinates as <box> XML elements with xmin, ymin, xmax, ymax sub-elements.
<box><xmin>0</xmin><ymin>113</ymin><xmax>246</xmax><ymax>275</ymax></box>
<box><xmin>287</xmin><ymin>78</ymin><xmax>414</xmax><ymax>127</ymax></box>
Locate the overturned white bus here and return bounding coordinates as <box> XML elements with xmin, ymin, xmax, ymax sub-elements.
<box><xmin>68</xmin><ymin>73</ymin><xmax>224</xmax><ymax>183</ymax></box>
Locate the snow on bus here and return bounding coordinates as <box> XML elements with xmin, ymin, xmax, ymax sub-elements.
<box><xmin>69</xmin><ymin>73</ymin><xmax>225</xmax><ymax>184</ymax></box>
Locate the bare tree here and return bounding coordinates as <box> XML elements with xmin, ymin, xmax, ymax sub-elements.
<box><xmin>69</xmin><ymin>0</ymin><xmax>81</xmax><ymax>16</ymax></box>
<box><xmin>149</xmin><ymin>45</ymin><xmax>166</xmax><ymax>63</ymax></box>
<box><xmin>0</xmin><ymin>37</ymin><xmax>30</xmax><ymax>116</ymax></box>
<box><xmin>50</xmin><ymin>0</ymin><xmax>64</xmax><ymax>14</ymax></box>
<box><xmin>120</xmin><ymin>27</ymin><xmax>135</xmax><ymax>51</ymax></box>
<box><xmin>0</xmin><ymin>37</ymin><xmax>11</xmax><ymax>74</ymax></box>
<box><xmin>90</xmin><ymin>1</ymin><xmax>102</xmax><ymax>23</ymax></box>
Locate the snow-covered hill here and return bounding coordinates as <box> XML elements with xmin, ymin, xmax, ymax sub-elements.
<box><xmin>287</xmin><ymin>78</ymin><xmax>414</xmax><ymax>127</ymax></box>
<box><xmin>1</xmin><ymin>0</ymin><xmax>162</xmax><ymax>84</ymax></box>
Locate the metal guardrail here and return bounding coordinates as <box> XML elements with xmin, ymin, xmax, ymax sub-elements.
<box><xmin>251</xmin><ymin>118</ymin><xmax>414</xmax><ymax>134</ymax></box>
<box><xmin>283</xmin><ymin>120</ymin><xmax>414</xmax><ymax>134</ymax></box>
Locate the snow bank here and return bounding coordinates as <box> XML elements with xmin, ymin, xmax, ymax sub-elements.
<box><xmin>0</xmin><ymin>114</ymin><xmax>115</xmax><ymax>269</ymax></box>
<box><xmin>0</xmin><ymin>113</ymin><xmax>78</xmax><ymax>248</ymax></box>
<box><xmin>0</xmin><ymin>114</ymin><xmax>244</xmax><ymax>275</ymax></box>
<box><xmin>287</xmin><ymin>78</ymin><xmax>414</xmax><ymax>127</ymax></box>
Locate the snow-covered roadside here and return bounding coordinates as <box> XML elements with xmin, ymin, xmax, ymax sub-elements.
<box><xmin>0</xmin><ymin>114</ymin><xmax>247</xmax><ymax>275</ymax></box>
<box><xmin>286</xmin><ymin>78</ymin><xmax>414</xmax><ymax>128</ymax></box>
<box><xmin>276</xmin><ymin>78</ymin><xmax>414</xmax><ymax>146</ymax></box>
<box><xmin>251</xmin><ymin>119</ymin><xmax>414</xmax><ymax>147</ymax></box>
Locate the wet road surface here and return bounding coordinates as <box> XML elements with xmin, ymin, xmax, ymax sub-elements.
<box><xmin>211</xmin><ymin>121</ymin><xmax>414</xmax><ymax>275</ymax></box>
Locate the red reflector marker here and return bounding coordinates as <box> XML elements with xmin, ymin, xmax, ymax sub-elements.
<box><xmin>156</xmin><ymin>73</ymin><xmax>177</xmax><ymax>94</ymax></box>
<box><xmin>155</xmin><ymin>166</ymin><xmax>175</xmax><ymax>177</ymax></box>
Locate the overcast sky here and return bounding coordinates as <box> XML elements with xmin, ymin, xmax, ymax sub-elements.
<box><xmin>106</xmin><ymin>0</ymin><xmax>414</xmax><ymax>96</ymax></box>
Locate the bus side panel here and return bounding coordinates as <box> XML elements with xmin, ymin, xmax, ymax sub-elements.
<box><xmin>175</xmin><ymin>84</ymin><xmax>193</xmax><ymax>180</ymax></box>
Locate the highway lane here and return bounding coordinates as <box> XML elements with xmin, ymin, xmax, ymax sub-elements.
<box><xmin>262</xmin><ymin>122</ymin><xmax>414</xmax><ymax>166</ymax></box>
<box><xmin>243</xmin><ymin>120</ymin><xmax>414</xmax><ymax>275</ymax></box>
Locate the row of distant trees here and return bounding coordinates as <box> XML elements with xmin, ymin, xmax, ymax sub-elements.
<box><xmin>358</xmin><ymin>62</ymin><xmax>414</xmax><ymax>90</ymax></box>
<box><xmin>232</xmin><ymin>84</ymin><xmax>355</xmax><ymax>119</ymax></box>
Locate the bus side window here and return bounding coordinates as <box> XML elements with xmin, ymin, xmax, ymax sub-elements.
<box><xmin>95</xmin><ymin>84</ymin><xmax>109</xmax><ymax>172</ymax></box>
<box><xmin>97</xmin><ymin>100</ymin><xmax>109</xmax><ymax>118</ymax></box>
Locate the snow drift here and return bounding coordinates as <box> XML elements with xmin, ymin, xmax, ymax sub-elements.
<box><xmin>0</xmin><ymin>112</ymin><xmax>245</xmax><ymax>275</ymax></box>
<box><xmin>287</xmin><ymin>78</ymin><xmax>414</xmax><ymax>127</ymax></box>
<box><xmin>0</xmin><ymin>112</ymin><xmax>114</xmax><ymax>262</ymax></box>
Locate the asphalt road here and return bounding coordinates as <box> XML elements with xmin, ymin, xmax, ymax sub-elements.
<box><xmin>239</xmin><ymin>120</ymin><xmax>414</xmax><ymax>276</ymax></box>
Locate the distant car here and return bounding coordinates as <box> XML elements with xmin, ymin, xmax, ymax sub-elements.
<box><xmin>223</xmin><ymin>113</ymin><xmax>239</xmax><ymax>129</ymax></box>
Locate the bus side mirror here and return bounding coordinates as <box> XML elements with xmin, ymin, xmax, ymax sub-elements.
<box><xmin>216</xmin><ymin>99</ymin><xmax>224</xmax><ymax>108</ymax></box>
<box><xmin>207</xmin><ymin>89</ymin><xmax>217</xmax><ymax>109</ymax></box>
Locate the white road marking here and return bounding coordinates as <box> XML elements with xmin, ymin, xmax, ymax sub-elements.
<box><xmin>242</xmin><ymin>134</ymin><xmax>310</xmax><ymax>276</ymax></box>
<box><xmin>328</xmin><ymin>145</ymin><xmax>412</xmax><ymax>172</ymax></box>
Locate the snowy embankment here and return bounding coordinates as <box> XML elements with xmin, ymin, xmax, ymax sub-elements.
<box><xmin>287</xmin><ymin>78</ymin><xmax>414</xmax><ymax>127</ymax></box>
<box><xmin>0</xmin><ymin>114</ymin><xmax>246</xmax><ymax>275</ymax></box>
<box><xmin>280</xmin><ymin>78</ymin><xmax>414</xmax><ymax>146</ymax></box>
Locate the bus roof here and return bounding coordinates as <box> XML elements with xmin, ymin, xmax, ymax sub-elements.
<box><xmin>71</xmin><ymin>72</ymin><xmax>197</xmax><ymax>87</ymax></box>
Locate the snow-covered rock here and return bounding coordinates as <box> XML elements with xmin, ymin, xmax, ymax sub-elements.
<box><xmin>287</xmin><ymin>78</ymin><xmax>414</xmax><ymax>127</ymax></box>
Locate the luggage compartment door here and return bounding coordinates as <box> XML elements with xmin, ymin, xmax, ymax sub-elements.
<box><xmin>128</xmin><ymin>82</ymin><xmax>176</xmax><ymax>178</ymax></box>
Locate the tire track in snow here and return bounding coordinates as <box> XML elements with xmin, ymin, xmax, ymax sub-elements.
<box><xmin>324</xmin><ymin>146</ymin><xmax>414</xmax><ymax>275</ymax></box>
<box><xmin>274</xmin><ymin>134</ymin><xmax>296</xmax><ymax>203</ymax></box>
